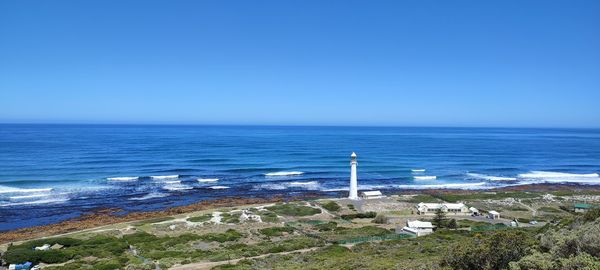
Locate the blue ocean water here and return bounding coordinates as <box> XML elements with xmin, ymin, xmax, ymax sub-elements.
<box><xmin>1</xmin><ymin>124</ymin><xmax>600</xmax><ymax>230</ymax></box>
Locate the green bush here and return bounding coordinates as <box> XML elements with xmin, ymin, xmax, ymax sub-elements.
<box><xmin>321</xmin><ymin>201</ymin><xmax>341</xmax><ymax>212</ymax></box>
<box><xmin>188</xmin><ymin>214</ymin><xmax>213</xmax><ymax>223</ymax></box>
<box><xmin>259</xmin><ymin>226</ymin><xmax>294</xmax><ymax>237</ymax></box>
<box><xmin>266</xmin><ymin>204</ymin><xmax>321</xmax><ymax>216</ymax></box>
<box><xmin>201</xmin><ymin>229</ymin><xmax>243</xmax><ymax>243</ymax></box>
<box><xmin>315</xmin><ymin>222</ymin><xmax>338</xmax><ymax>231</ymax></box>
<box><xmin>221</xmin><ymin>212</ymin><xmax>241</xmax><ymax>224</ymax></box>
<box><xmin>341</xmin><ymin>211</ymin><xmax>376</xmax><ymax>220</ymax></box>
<box><xmin>583</xmin><ymin>208</ymin><xmax>600</xmax><ymax>222</ymax></box>
<box><xmin>441</xmin><ymin>230</ymin><xmax>535</xmax><ymax>270</ymax></box>
<box><xmin>258</xmin><ymin>211</ymin><xmax>278</xmax><ymax>223</ymax></box>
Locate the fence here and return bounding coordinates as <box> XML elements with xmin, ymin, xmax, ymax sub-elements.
<box><xmin>335</xmin><ymin>233</ymin><xmax>415</xmax><ymax>245</ymax></box>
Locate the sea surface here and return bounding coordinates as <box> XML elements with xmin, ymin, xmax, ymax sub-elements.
<box><xmin>1</xmin><ymin>124</ymin><xmax>600</xmax><ymax>230</ymax></box>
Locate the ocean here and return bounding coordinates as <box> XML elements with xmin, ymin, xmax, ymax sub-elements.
<box><xmin>1</xmin><ymin>124</ymin><xmax>599</xmax><ymax>231</ymax></box>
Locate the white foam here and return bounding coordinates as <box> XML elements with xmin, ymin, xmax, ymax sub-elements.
<box><xmin>151</xmin><ymin>175</ymin><xmax>179</xmax><ymax>180</ymax></box>
<box><xmin>164</xmin><ymin>180</ymin><xmax>181</xmax><ymax>184</ymax></box>
<box><xmin>9</xmin><ymin>193</ymin><xmax>51</xmax><ymax>200</ymax></box>
<box><xmin>398</xmin><ymin>182</ymin><xmax>487</xmax><ymax>189</ymax></box>
<box><xmin>517</xmin><ymin>171</ymin><xmax>600</xmax><ymax>184</ymax></box>
<box><xmin>197</xmin><ymin>178</ymin><xmax>219</xmax><ymax>183</ymax></box>
<box><xmin>467</xmin><ymin>173</ymin><xmax>517</xmax><ymax>181</ymax></box>
<box><xmin>255</xmin><ymin>181</ymin><xmax>321</xmax><ymax>191</ymax></box>
<box><xmin>414</xmin><ymin>176</ymin><xmax>437</xmax><ymax>180</ymax></box>
<box><xmin>0</xmin><ymin>186</ymin><xmax>53</xmax><ymax>194</ymax></box>
<box><xmin>107</xmin><ymin>176</ymin><xmax>139</xmax><ymax>181</ymax></box>
<box><xmin>162</xmin><ymin>184</ymin><xmax>193</xmax><ymax>191</ymax></box>
<box><xmin>129</xmin><ymin>192</ymin><xmax>168</xmax><ymax>201</ymax></box>
<box><xmin>411</xmin><ymin>169</ymin><xmax>426</xmax><ymax>173</ymax></box>
<box><xmin>209</xmin><ymin>186</ymin><xmax>230</xmax><ymax>189</ymax></box>
<box><xmin>289</xmin><ymin>181</ymin><xmax>321</xmax><ymax>190</ymax></box>
<box><xmin>264</xmin><ymin>171</ymin><xmax>304</xmax><ymax>177</ymax></box>
<box><xmin>0</xmin><ymin>198</ymin><xmax>68</xmax><ymax>207</ymax></box>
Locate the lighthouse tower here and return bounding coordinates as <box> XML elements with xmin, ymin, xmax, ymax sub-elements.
<box><xmin>348</xmin><ymin>152</ymin><xmax>359</xmax><ymax>200</ymax></box>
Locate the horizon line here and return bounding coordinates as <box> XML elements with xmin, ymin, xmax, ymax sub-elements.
<box><xmin>1</xmin><ymin>121</ymin><xmax>599</xmax><ymax>130</ymax></box>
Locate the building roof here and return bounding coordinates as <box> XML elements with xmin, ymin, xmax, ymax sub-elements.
<box><xmin>574</xmin><ymin>203</ymin><xmax>592</xmax><ymax>209</ymax></box>
<box><xmin>445</xmin><ymin>203</ymin><xmax>466</xmax><ymax>210</ymax></box>
<box><xmin>361</xmin><ymin>190</ymin><xmax>383</xmax><ymax>196</ymax></box>
<box><xmin>407</xmin><ymin>220</ymin><xmax>434</xmax><ymax>228</ymax></box>
<box><xmin>489</xmin><ymin>210</ymin><xmax>500</xmax><ymax>215</ymax></box>
<box><xmin>417</xmin><ymin>202</ymin><xmax>466</xmax><ymax>210</ymax></box>
<box><xmin>469</xmin><ymin>207</ymin><xmax>478</xmax><ymax>212</ymax></box>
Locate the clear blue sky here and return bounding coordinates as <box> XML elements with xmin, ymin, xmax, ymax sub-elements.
<box><xmin>1</xmin><ymin>1</ymin><xmax>599</xmax><ymax>127</ymax></box>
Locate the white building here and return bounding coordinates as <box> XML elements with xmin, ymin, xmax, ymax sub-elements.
<box><xmin>416</xmin><ymin>202</ymin><xmax>470</xmax><ymax>215</ymax></box>
<box><xmin>348</xmin><ymin>152</ymin><xmax>359</xmax><ymax>200</ymax></box>
<box><xmin>361</xmin><ymin>190</ymin><xmax>384</xmax><ymax>199</ymax></box>
<box><xmin>488</xmin><ymin>210</ymin><xmax>500</xmax><ymax>219</ymax></box>
<box><xmin>402</xmin><ymin>220</ymin><xmax>434</xmax><ymax>236</ymax></box>
<box><xmin>469</xmin><ymin>207</ymin><xmax>479</xmax><ymax>215</ymax></box>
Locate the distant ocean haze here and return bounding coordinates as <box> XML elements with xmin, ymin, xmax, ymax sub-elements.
<box><xmin>0</xmin><ymin>124</ymin><xmax>599</xmax><ymax>230</ymax></box>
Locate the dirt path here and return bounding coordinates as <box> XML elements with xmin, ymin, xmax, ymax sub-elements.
<box><xmin>169</xmin><ymin>246</ymin><xmax>322</xmax><ymax>270</ymax></box>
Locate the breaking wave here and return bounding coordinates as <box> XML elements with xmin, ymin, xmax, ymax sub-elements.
<box><xmin>255</xmin><ymin>181</ymin><xmax>321</xmax><ymax>190</ymax></box>
<box><xmin>151</xmin><ymin>175</ymin><xmax>179</xmax><ymax>180</ymax></box>
<box><xmin>0</xmin><ymin>186</ymin><xmax>53</xmax><ymax>194</ymax></box>
<box><xmin>397</xmin><ymin>182</ymin><xmax>487</xmax><ymax>189</ymax></box>
<box><xmin>466</xmin><ymin>173</ymin><xmax>517</xmax><ymax>181</ymax></box>
<box><xmin>264</xmin><ymin>171</ymin><xmax>304</xmax><ymax>177</ymax></box>
<box><xmin>107</xmin><ymin>176</ymin><xmax>139</xmax><ymax>181</ymax></box>
<box><xmin>129</xmin><ymin>192</ymin><xmax>168</xmax><ymax>201</ymax></box>
<box><xmin>162</xmin><ymin>183</ymin><xmax>193</xmax><ymax>191</ymax></box>
<box><xmin>209</xmin><ymin>186</ymin><xmax>230</xmax><ymax>189</ymax></box>
<box><xmin>517</xmin><ymin>171</ymin><xmax>600</xmax><ymax>184</ymax></box>
<box><xmin>0</xmin><ymin>198</ymin><xmax>69</xmax><ymax>207</ymax></box>
<box><xmin>414</xmin><ymin>176</ymin><xmax>437</xmax><ymax>180</ymax></box>
<box><xmin>411</xmin><ymin>169</ymin><xmax>426</xmax><ymax>173</ymax></box>
<box><xmin>197</xmin><ymin>178</ymin><xmax>219</xmax><ymax>183</ymax></box>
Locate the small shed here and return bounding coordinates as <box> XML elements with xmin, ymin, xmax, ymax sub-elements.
<box><xmin>402</xmin><ymin>220</ymin><xmax>434</xmax><ymax>236</ymax></box>
<box><xmin>574</xmin><ymin>203</ymin><xmax>593</xmax><ymax>213</ymax></box>
<box><xmin>360</xmin><ymin>190</ymin><xmax>384</xmax><ymax>199</ymax></box>
<box><xmin>488</xmin><ymin>210</ymin><xmax>500</xmax><ymax>219</ymax></box>
<box><xmin>469</xmin><ymin>207</ymin><xmax>479</xmax><ymax>215</ymax></box>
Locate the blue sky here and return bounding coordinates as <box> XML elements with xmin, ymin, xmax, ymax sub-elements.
<box><xmin>1</xmin><ymin>1</ymin><xmax>599</xmax><ymax>127</ymax></box>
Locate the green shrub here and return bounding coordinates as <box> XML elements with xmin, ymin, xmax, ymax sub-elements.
<box><xmin>584</xmin><ymin>208</ymin><xmax>600</xmax><ymax>222</ymax></box>
<box><xmin>341</xmin><ymin>211</ymin><xmax>376</xmax><ymax>220</ymax></box>
<box><xmin>201</xmin><ymin>229</ymin><xmax>243</xmax><ymax>243</ymax></box>
<box><xmin>188</xmin><ymin>214</ymin><xmax>213</xmax><ymax>223</ymax></box>
<box><xmin>321</xmin><ymin>201</ymin><xmax>341</xmax><ymax>212</ymax></box>
<box><xmin>441</xmin><ymin>230</ymin><xmax>535</xmax><ymax>270</ymax></box>
<box><xmin>266</xmin><ymin>204</ymin><xmax>321</xmax><ymax>216</ymax></box>
<box><xmin>258</xmin><ymin>211</ymin><xmax>278</xmax><ymax>223</ymax></box>
<box><xmin>221</xmin><ymin>212</ymin><xmax>242</xmax><ymax>224</ymax></box>
<box><xmin>259</xmin><ymin>226</ymin><xmax>294</xmax><ymax>237</ymax></box>
<box><xmin>315</xmin><ymin>222</ymin><xmax>338</xmax><ymax>231</ymax></box>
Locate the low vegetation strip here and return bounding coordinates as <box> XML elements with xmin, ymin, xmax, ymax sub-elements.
<box><xmin>471</xmin><ymin>224</ymin><xmax>509</xmax><ymax>232</ymax></box>
<box><xmin>335</xmin><ymin>233</ymin><xmax>415</xmax><ymax>244</ymax></box>
<box><xmin>266</xmin><ymin>203</ymin><xmax>321</xmax><ymax>216</ymax></box>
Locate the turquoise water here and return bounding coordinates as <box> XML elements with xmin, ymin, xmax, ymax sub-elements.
<box><xmin>1</xmin><ymin>124</ymin><xmax>599</xmax><ymax>230</ymax></box>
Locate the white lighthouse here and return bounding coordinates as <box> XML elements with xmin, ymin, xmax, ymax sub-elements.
<box><xmin>348</xmin><ymin>152</ymin><xmax>359</xmax><ymax>200</ymax></box>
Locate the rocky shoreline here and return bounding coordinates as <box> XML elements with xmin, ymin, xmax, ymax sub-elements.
<box><xmin>1</xmin><ymin>183</ymin><xmax>598</xmax><ymax>244</ymax></box>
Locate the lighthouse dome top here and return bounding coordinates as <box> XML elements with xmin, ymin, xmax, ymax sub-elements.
<box><xmin>351</xmin><ymin>152</ymin><xmax>357</xmax><ymax>157</ymax></box>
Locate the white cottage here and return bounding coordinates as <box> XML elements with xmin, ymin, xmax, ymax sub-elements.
<box><xmin>402</xmin><ymin>220</ymin><xmax>434</xmax><ymax>236</ymax></box>
<box><xmin>488</xmin><ymin>210</ymin><xmax>500</xmax><ymax>219</ymax></box>
<box><xmin>360</xmin><ymin>190</ymin><xmax>384</xmax><ymax>199</ymax></box>
<box><xmin>416</xmin><ymin>202</ymin><xmax>470</xmax><ymax>215</ymax></box>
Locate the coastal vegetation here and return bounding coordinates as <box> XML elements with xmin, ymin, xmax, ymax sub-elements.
<box><xmin>266</xmin><ymin>203</ymin><xmax>321</xmax><ymax>216</ymax></box>
<box><xmin>2</xmin><ymin>190</ymin><xmax>600</xmax><ymax>269</ymax></box>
